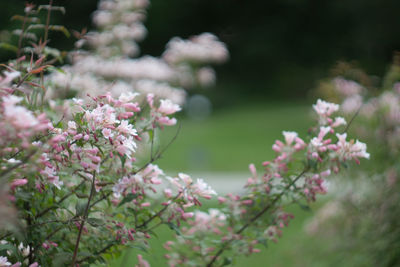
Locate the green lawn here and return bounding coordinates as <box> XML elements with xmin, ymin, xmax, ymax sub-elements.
<box><xmin>154</xmin><ymin>101</ymin><xmax>313</xmax><ymax>172</ymax></box>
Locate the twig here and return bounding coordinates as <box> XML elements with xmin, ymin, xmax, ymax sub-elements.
<box><xmin>0</xmin><ymin>150</ymin><xmax>36</xmax><ymax>178</ymax></box>
<box><xmin>76</xmin><ymin>242</ymin><xmax>116</xmax><ymax>264</ymax></box>
<box><xmin>206</xmin><ymin>167</ymin><xmax>309</xmax><ymax>267</ymax></box>
<box><xmin>71</xmin><ymin>172</ymin><xmax>97</xmax><ymax>266</ymax></box>
<box><xmin>136</xmin><ymin>193</ymin><xmax>180</xmax><ymax>229</ymax></box>
<box><xmin>35</xmin><ymin>180</ymin><xmax>85</xmax><ymax>218</ymax></box>
<box><xmin>343</xmin><ymin>104</ymin><xmax>362</xmax><ymax>133</ymax></box>
<box><xmin>134</xmin><ymin>122</ymin><xmax>181</xmax><ymax>174</ymax></box>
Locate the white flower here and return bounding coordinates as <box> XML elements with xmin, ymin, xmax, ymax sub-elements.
<box><xmin>68</xmin><ymin>121</ymin><xmax>77</xmax><ymax>130</ymax></box>
<box><xmin>192</xmin><ymin>178</ymin><xmax>217</xmax><ymax>199</ymax></box>
<box><xmin>112</xmin><ymin>176</ymin><xmax>131</xmax><ymax>198</ymax></box>
<box><xmin>18</xmin><ymin>242</ymin><xmax>30</xmax><ymax>257</ymax></box>
<box><xmin>116</xmin><ymin>135</ymin><xmax>137</xmax><ymax>158</ymax></box>
<box><xmin>118</xmin><ymin>92</ymin><xmax>139</xmax><ymax>103</ymax></box>
<box><xmin>335</xmin><ymin>133</ymin><xmax>370</xmax><ymax>161</ymax></box>
<box><xmin>283</xmin><ymin>131</ymin><xmax>298</xmax><ymax>145</ymax></box>
<box><xmin>2</xmin><ymin>95</ymin><xmax>22</xmax><ymax>106</ymax></box>
<box><xmin>117</xmin><ymin>120</ymin><xmax>137</xmax><ymax>136</ymax></box>
<box><xmin>102</xmin><ymin>128</ymin><xmax>114</xmax><ymax>139</ymax></box>
<box><xmin>313</xmin><ymin>99</ymin><xmax>339</xmax><ymax>117</ymax></box>
<box><xmin>0</xmin><ymin>256</ymin><xmax>11</xmax><ymax>266</ymax></box>
<box><xmin>3</xmin><ymin>102</ymin><xmax>39</xmax><ymax>129</ymax></box>
<box><xmin>7</xmin><ymin>158</ymin><xmax>21</xmax><ymax>164</ymax></box>
<box><xmin>332</xmin><ymin>117</ymin><xmax>347</xmax><ymax>128</ymax></box>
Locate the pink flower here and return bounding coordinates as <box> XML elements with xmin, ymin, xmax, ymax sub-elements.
<box><xmin>10</xmin><ymin>179</ymin><xmax>28</xmax><ymax>190</ymax></box>
<box><xmin>157</xmin><ymin>99</ymin><xmax>181</xmax><ymax>115</ymax></box>
<box><xmin>313</xmin><ymin>99</ymin><xmax>339</xmax><ymax>125</ymax></box>
<box><xmin>157</xmin><ymin>116</ymin><xmax>177</xmax><ymax>126</ymax></box>
<box><xmin>102</xmin><ymin>128</ymin><xmax>113</xmax><ymax>138</ymax></box>
<box><xmin>136</xmin><ymin>254</ymin><xmax>150</xmax><ymax>267</ymax></box>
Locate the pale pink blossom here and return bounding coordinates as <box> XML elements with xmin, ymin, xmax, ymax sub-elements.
<box><xmin>0</xmin><ymin>256</ymin><xmax>11</xmax><ymax>267</ymax></box>
<box><xmin>335</xmin><ymin>133</ymin><xmax>370</xmax><ymax>162</ymax></box>
<box><xmin>102</xmin><ymin>128</ymin><xmax>114</xmax><ymax>138</ymax></box>
<box><xmin>136</xmin><ymin>254</ymin><xmax>150</xmax><ymax>267</ymax></box>
<box><xmin>333</xmin><ymin>77</ymin><xmax>364</xmax><ymax>96</ymax></box>
<box><xmin>331</xmin><ymin>117</ymin><xmax>347</xmax><ymax>128</ymax></box>
<box><xmin>342</xmin><ymin>94</ymin><xmax>362</xmax><ymax>114</ymax></box>
<box><xmin>117</xmin><ymin>120</ymin><xmax>137</xmax><ymax>136</ymax></box>
<box><xmin>313</xmin><ymin>99</ymin><xmax>339</xmax><ymax>125</ymax></box>
<box><xmin>10</xmin><ymin>179</ymin><xmax>28</xmax><ymax>190</ymax></box>
<box><xmin>157</xmin><ymin>99</ymin><xmax>181</xmax><ymax>115</ymax></box>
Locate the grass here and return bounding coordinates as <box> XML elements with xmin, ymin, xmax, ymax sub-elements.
<box><xmin>154</xmin><ymin>101</ymin><xmax>313</xmax><ymax>172</ymax></box>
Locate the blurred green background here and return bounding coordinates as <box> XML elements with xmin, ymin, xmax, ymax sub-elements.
<box><xmin>1</xmin><ymin>0</ymin><xmax>400</xmax><ymax>103</ymax></box>
<box><xmin>0</xmin><ymin>1</ymin><xmax>398</xmax><ymax>266</ymax></box>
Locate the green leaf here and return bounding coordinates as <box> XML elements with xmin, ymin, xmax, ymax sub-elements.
<box><xmin>221</xmin><ymin>257</ymin><xmax>232</xmax><ymax>266</ymax></box>
<box><xmin>257</xmin><ymin>237</ymin><xmax>268</xmax><ymax>248</ymax></box>
<box><xmin>297</xmin><ymin>202</ymin><xmax>311</xmax><ymax>211</ymax></box>
<box><xmin>0</xmin><ymin>244</ymin><xmax>18</xmax><ymax>255</ymax></box>
<box><xmin>119</xmin><ymin>154</ymin><xmax>126</xmax><ymax>168</ymax></box>
<box><xmin>48</xmin><ymin>25</ymin><xmax>70</xmax><ymax>38</ymax></box>
<box><xmin>11</xmin><ymin>15</ymin><xmax>40</xmax><ymax>23</ymax></box>
<box><xmin>0</xmin><ymin>42</ymin><xmax>18</xmax><ymax>52</ymax></box>
<box><xmin>76</xmin><ymin>201</ymin><xmax>87</xmax><ymax>216</ymax></box>
<box><xmin>47</xmin><ymin>66</ymin><xmax>66</xmax><ymax>74</ymax></box>
<box><xmin>166</xmin><ymin>222</ymin><xmax>182</xmax><ymax>236</ymax></box>
<box><xmin>87</xmin><ymin>217</ymin><xmax>105</xmax><ymax>227</ymax></box>
<box><xmin>118</xmin><ymin>193</ymin><xmax>138</xmax><ymax>207</ymax></box>
<box><xmin>38</xmin><ymin>5</ymin><xmax>66</xmax><ymax>14</ymax></box>
<box><xmin>76</xmin><ymin>193</ymin><xmax>89</xmax><ymax>199</ymax></box>
<box><xmin>52</xmin><ymin>252</ymin><xmax>72</xmax><ymax>266</ymax></box>
<box><xmin>15</xmin><ymin>191</ymin><xmax>31</xmax><ymax>201</ymax></box>
<box><xmin>148</xmin><ymin>129</ymin><xmax>154</xmax><ymax>141</ymax></box>
<box><xmin>78</xmin><ymin>251</ymin><xmax>93</xmax><ymax>258</ymax></box>
<box><xmin>27</xmin><ymin>24</ymin><xmax>45</xmax><ymax>32</ymax></box>
<box><xmin>128</xmin><ymin>244</ymin><xmax>148</xmax><ymax>252</ymax></box>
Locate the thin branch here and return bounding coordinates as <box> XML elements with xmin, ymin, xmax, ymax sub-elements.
<box><xmin>0</xmin><ymin>150</ymin><xmax>36</xmax><ymax>178</ymax></box>
<box><xmin>89</xmin><ymin>191</ymin><xmax>111</xmax><ymax>209</ymax></box>
<box><xmin>71</xmin><ymin>172</ymin><xmax>97</xmax><ymax>266</ymax></box>
<box><xmin>343</xmin><ymin>104</ymin><xmax>362</xmax><ymax>133</ymax></box>
<box><xmin>150</xmin><ymin>127</ymin><xmax>155</xmax><ymax>161</ymax></box>
<box><xmin>136</xmin><ymin>193</ymin><xmax>180</xmax><ymax>229</ymax></box>
<box><xmin>76</xmin><ymin>242</ymin><xmax>116</xmax><ymax>264</ymax></box>
<box><xmin>134</xmin><ymin>122</ymin><xmax>181</xmax><ymax>174</ymax></box>
<box><xmin>206</xmin><ymin>167</ymin><xmax>309</xmax><ymax>267</ymax></box>
<box><xmin>35</xmin><ymin>180</ymin><xmax>85</xmax><ymax>218</ymax></box>
<box><xmin>28</xmin><ymin>225</ymin><xmax>63</xmax><ymax>261</ymax></box>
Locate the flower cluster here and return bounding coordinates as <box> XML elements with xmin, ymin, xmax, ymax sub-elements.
<box><xmin>46</xmin><ymin>0</ymin><xmax>228</xmax><ymax>104</ymax></box>
<box><xmin>304</xmin><ymin>59</ymin><xmax>400</xmax><ymax>267</ymax></box>
<box><xmin>164</xmin><ymin>99</ymin><xmax>369</xmax><ymax>266</ymax></box>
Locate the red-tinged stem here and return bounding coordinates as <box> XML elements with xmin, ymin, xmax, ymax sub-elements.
<box><xmin>43</xmin><ymin>0</ymin><xmax>53</xmax><ymax>47</ymax></box>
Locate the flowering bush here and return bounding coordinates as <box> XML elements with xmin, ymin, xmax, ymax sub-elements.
<box><xmin>306</xmin><ymin>58</ymin><xmax>400</xmax><ymax>266</ymax></box>
<box><xmin>0</xmin><ymin>1</ymin><xmax>368</xmax><ymax>267</ymax></box>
